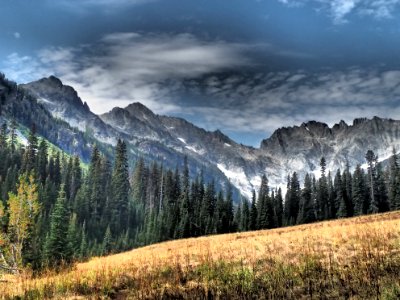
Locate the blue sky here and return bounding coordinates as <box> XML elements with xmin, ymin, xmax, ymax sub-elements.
<box><xmin>2</xmin><ymin>0</ymin><xmax>400</xmax><ymax>146</ymax></box>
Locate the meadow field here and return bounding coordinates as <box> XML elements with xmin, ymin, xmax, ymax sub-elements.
<box><xmin>2</xmin><ymin>212</ymin><xmax>400</xmax><ymax>299</ymax></box>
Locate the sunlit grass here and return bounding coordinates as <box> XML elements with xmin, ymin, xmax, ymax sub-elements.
<box><xmin>2</xmin><ymin>211</ymin><xmax>400</xmax><ymax>299</ymax></box>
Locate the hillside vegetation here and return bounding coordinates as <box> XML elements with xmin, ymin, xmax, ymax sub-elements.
<box><xmin>2</xmin><ymin>211</ymin><xmax>400</xmax><ymax>299</ymax></box>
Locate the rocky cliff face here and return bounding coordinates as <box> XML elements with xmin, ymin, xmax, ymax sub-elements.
<box><xmin>17</xmin><ymin>75</ymin><xmax>400</xmax><ymax>199</ymax></box>
<box><xmin>260</xmin><ymin>118</ymin><xmax>400</xmax><ymax>186</ymax></box>
<box><xmin>21</xmin><ymin>77</ymin><xmax>124</xmax><ymax>146</ymax></box>
<box><xmin>21</xmin><ymin>76</ymin><xmax>237</xmax><ymax>198</ymax></box>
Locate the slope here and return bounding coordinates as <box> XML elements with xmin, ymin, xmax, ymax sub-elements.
<box><xmin>2</xmin><ymin>211</ymin><xmax>400</xmax><ymax>299</ymax></box>
<box><xmin>21</xmin><ymin>76</ymin><xmax>241</xmax><ymax>198</ymax></box>
<box><xmin>21</xmin><ymin>76</ymin><xmax>400</xmax><ymax>200</ymax></box>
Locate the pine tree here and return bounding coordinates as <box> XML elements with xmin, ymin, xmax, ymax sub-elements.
<box><xmin>111</xmin><ymin>140</ymin><xmax>130</xmax><ymax>233</ymax></box>
<box><xmin>275</xmin><ymin>188</ymin><xmax>284</xmax><ymax>227</ymax></box>
<box><xmin>375</xmin><ymin>163</ymin><xmax>390</xmax><ymax>212</ymax></box>
<box><xmin>224</xmin><ymin>185</ymin><xmax>235</xmax><ymax>232</ymax></box>
<box><xmin>79</xmin><ymin>222</ymin><xmax>88</xmax><ymax>260</ymax></box>
<box><xmin>342</xmin><ymin>161</ymin><xmax>354</xmax><ymax>217</ymax></box>
<box><xmin>249</xmin><ymin>190</ymin><xmax>258</xmax><ymax>230</ymax></box>
<box><xmin>297</xmin><ymin>174</ymin><xmax>316</xmax><ymax>224</ymax></box>
<box><xmin>241</xmin><ymin>198</ymin><xmax>250</xmax><ymax>231</ymax></box>
<box><xmin>177</xmin><ymin>157</ymin><xmax>191</xmax><ymax>238</ymax></box>
<box><xmin>316</xmin><ymin>157</ymin><xmax>329</xmax><ymax>220</ymax></box>
<box><xmin>0</xmin><ymin>122</ymin><xmax>7</xmax><ymax>149</ymax></box>
<box><xmin>284</xmin><ymin>172</ymin><xmax>300</xmax><ymax>225</ymax></box>
<box><xmin>36</xmin><ymin>139</ymin><xmax>48</xmax><ymax>184</ymax></box>
<box><xmin>327</xmin><ymin>172</ymin><xmax>336</xmax><ymax>219</ymax></box>
<box><xmin>336</xmin><ymin>170</ymin><xmax>348</xmax><ymax>218</ymax></box>
<box><xmin>66</xmin><ymin>213</ymin><xmax>80</xmax><ymax>261</ymax></box>
<box><xmin>365</xmin><ymin>150</ymin><xmax>378</xmax><ymax>213</ymax></box>
<box><xmin>234</xmin><ymin>201</ymin><xmax>242</xmax><ymax>232</ymax></box>
<box><xmin>257</xmin><ymin>175</ymin><xmax>274</xmax><ymax>229</ymax></box>
<box><xmin>214</xmin><ymin>191</ymin><xmax>225</xmax><ymax>233</ymax></box>
<box><xmin>200</xmin><ymin>180</ymin><xmax>215</xmax><ymax>235</ymax></box>
<box><xmin>23</xmin><ymin>124</ymin><xmax>38</xmax><ymax>173</ymax></box>
<box><xmin>53</xmin><ymin>152</ymin><xmax>61</xmax><ymax>187</ymax></box>
<box><xmin>388</xmin><ymin>148</ymin><xmax>400</xmax><ymax>210</ymax></box>
<box><xmin>70</xmin><ymin>156</ymin><xmax>82</xmax><ymax>202</ymax></box>
<box><xmin>45</xmin><ymin>185</ymin><xmax>70</xmax><ymax>266</ymax></box>
<box><xmin>352</xmin><ymin>165</ymin><xmax>367</xmax><ymax>215</ymax></box>
<box><xmin>102</xmin><ymin>225</ymin><xmax>113</xmax><ymax>255</ymax></box>
<box><xmin>131</xmin><ymin>157</ymin><xmax>147</xmax><ymax>204</ymax></box>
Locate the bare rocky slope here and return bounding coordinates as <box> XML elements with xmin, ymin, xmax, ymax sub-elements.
<box><xmin>20</xmin><ymin>75</ymin><xmax>400</xmax><ymax>199</ymax></box>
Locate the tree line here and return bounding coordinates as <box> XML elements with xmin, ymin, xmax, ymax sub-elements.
<box><xmin>0</xmin><ymin>122</ymin><xmax>237</xmax><ymax>271</ymax></box>
<box><xmin>0</xmin><ymin>121</ymin><xmax>399</xmax><ymax>272</ymax></box>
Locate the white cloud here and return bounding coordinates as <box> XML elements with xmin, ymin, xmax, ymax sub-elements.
<box><xmin>3</xmin><ymin>32</ymin><xmax>400</xmax><ymax>145</ymax></box>
<box><xmin>13</xmin><ymin>32</ymin><xmax>21</xmax><ymax>39</ymax></box>
<box><xmin>2</xmin><ymin>32</ymin><xmax>253</xmax><ymax>115</ymax></box>
<box><xmin>278</xmin><ymin>0</ymin><xmax>400</xmax><ymax>23</ymax></box>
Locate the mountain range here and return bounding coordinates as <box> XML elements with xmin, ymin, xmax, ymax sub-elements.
<box><xmin>2</xmin><ymin>73</ymin><xmax>400</xmax><ymax>199</ymax></box>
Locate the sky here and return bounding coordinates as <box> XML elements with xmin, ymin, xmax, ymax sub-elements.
<box><xmin>2</xmin><ymin>0</ymin><xmax>400</xmax><ymax>146</ymax></box>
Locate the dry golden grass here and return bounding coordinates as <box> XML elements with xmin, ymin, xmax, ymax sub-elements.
<box><xmin>2</xmin><ymin>211</ymin><xmax>400</xmax><ymax>299</ymax></box>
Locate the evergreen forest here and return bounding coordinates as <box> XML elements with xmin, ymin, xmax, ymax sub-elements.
<box><xmin>0</xmin><ymin>122</ymin><xmax>398</xmax><ymax>272</ymax></box>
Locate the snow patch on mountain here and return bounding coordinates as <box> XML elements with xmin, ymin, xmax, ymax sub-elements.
<box><xmin>96</xmin><ymin>134</ymin><xmax>117</xmax><ymax>146</ymax></box>
<box><xmin>178</xmin><ymin>137</ymin><xmax>186</xmax><ymax>144</ymax></box>
<box><xmin>38</xmin><ymin>97</ymin><xmax>53</xmax><ymax>104</ymax></box>
<box><xmin>185</xmin><ymin>145</ymin><xmax>205</xmax><ymax>155</ymax></box>
<box><xmin>217</xmin><ymin>163</ymin><xmax>253</xmax><ymax>199</ymax></box>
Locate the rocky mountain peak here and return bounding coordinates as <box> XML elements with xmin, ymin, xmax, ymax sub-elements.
<box><xmin>125</xmin><ymin>102</ymin><xmax>155</xmax><ymax>116</ymax></box>
<box><xmin>212</xmin><ymin>129</ymin><xmax>231</xmax><ymax>143</ymax></box>
<box><xmin>22</xmin><ymin>76</ymin><xmax>89</xmax><ymax>112</ymax></box>
<box><xmin>42</xmin><ymin>75</ymin><xmax>63</xmax><ymax>88</ymax></box>
<box><xmin>353</xmin><ymin>117</ymin><xmax>369</xmax><ymax>126</ymax></box>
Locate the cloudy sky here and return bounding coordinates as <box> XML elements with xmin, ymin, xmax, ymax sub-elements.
<box><xmin>2</xmin><ymin>0</ymin><xmax>400</xmax><ymax>146</ymax></box>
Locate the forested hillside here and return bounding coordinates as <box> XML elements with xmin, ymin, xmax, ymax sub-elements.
<box><xmin>1</xmin><ymin>114</ymin><xmax>400</xmax><ymax>272</ymax></box>
<box><xmin>0</xmin><ymin>123</ymin><xmax>237</xmax><ymax>272</ymax></box>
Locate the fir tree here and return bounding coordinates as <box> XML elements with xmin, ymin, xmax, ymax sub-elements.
<box><xmin>111</xmin><ymin>140</ymin><xmax>130</xmax><ymax>233</ymax></box>
<box><xmin>284</xmin><ymin>172</ymin><xmax>300</xmax><ymax>225</ymax></box>
<box><xmin>36</xmin><ymin>139</ymin><xmax>48</xmax><ymax>184</ymax></box>
<box><xmin>297</xmin><ymin>174</ymin><xmax>315</xmax><ymax>224</ymax></box>
<box><xmin>23</xmin><ymin>124</ymin><xmax>38</xmax><ymax>173</ymax></box>
<box><xmin>275</xmin><ymin>188</ymin><xmax>284</xmax><ymax>227</ymax></box>
<box><xmin>102</xmin><ymin>225</ymin><xmax>113</xmax><ymax>255</ymax></box>
<box><xmin>389</xmin><ymin>148</ymin><xmax>400</xmax><ymax>210</ymax></box>
<box><xmin>66</xmin><ymin>213</ymin><xmax>80</xmax><ymax>261</ymax></box>
<box><xmin>45</xmin><ymin>185</ymin><xmax>70</xmax><ymax>266</ymax></box>
<box><xmin>336</xmin><ymin>170</ymin><xmax>348</xmax><ymax>218</ymax></box>
<box><xmin>365</xmin><ymin>150</ymin><xmax>378</xmax><ymax>213</ymax></box>
<box><xmin>249</xmin><ymin>190</ymin><xmax>258</xmax><ymax>230</ymax></box>
<box><xmin>0</xmin><ymin>122</ymin><xmax>7</xmax><ymax>149</ymax></box>
<box><xmin>241</xmin><ymin>198</ymin><xmax>250</xmax><ymax>231</ymax></box>
<box><xmin>316</xmin><ymin>157</ymin><xmax>329</xmax><ymax>220</ymax></box>
<box><xmin>352</xmin><ymin>165</ymin><xmax>367</xmax><ymax>215</ymax></box>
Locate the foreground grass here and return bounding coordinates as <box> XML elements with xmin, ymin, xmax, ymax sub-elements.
<box><xmin>2</xmin><ymin>212</ymin><xmax>400</xmax><ymax>299</ymax></box>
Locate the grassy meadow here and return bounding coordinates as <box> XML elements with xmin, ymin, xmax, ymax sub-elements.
<box><xmin>2</xmin><ymin>211</ymin><xmax>400</xmax><ymax>299</ymax></box>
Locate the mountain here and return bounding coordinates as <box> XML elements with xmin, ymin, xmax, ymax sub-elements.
<box><xmin>102</xmin><ymin>103</ymin><xmax>400</xmax><ymax>198</ymax></box>
<box><xmin>0</xmin><ymin>74</ymin><xmax>101</xmax><ymax>161</ymax></box>
<box><xmin>20</xmin><ymin>76</ymin><xmax>124</xmax><ymax>146</ymax></box>
<box><xmin>9</xmin><ymin>74</ymin><xmax>400</xmax><ymax>199</ymax></box>
<box><xmin>20</xmin><ymin>76</ymin><xmax>237</xmax><ymax>198</ymax></box>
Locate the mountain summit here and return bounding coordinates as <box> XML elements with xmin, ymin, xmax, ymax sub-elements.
<box><xmin>14</xmin><ymin>75</ymin><xmax>400</xmax><ymax>198</ymax></box>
